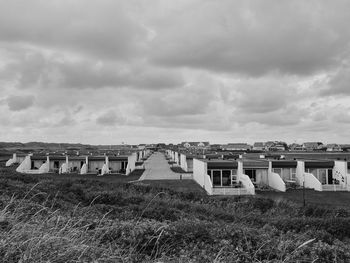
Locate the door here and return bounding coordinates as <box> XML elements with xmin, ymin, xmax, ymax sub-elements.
<box><xmin>244</xmin><ymin>169</ymin><xmax>256</xmax><ymax>183</ymax></box>
<box><xmin>328</xmin><ymin>169</ymin><xmax>333</xmax><ymax>184</ymax></box>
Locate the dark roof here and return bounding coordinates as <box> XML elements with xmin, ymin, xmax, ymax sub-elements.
<box><xmin>243</xmin><ymin>159</ymin><xmax>269</xmax><ymax>168</ymax></box>
<box><xmin>304</xmin><ymin>160</ymin><xmax>334</xmax><ymax>169</ymax></box>
<box><xmin>48</xmin><ymin>155</ymin><xmax>66</xmax><ymax>161</ymax></box>
<box><xmin>108</xmin><ymin>156</ymin><xmax>128</xmax><ymax>161</ymax></box>
<box><xmin>135</xmin><ymin>161</ymin><xmax>144</xmax><ymax>166</ymax></box>
<box><xmin>88</xmin><ymin>156</ymin><xmax>106</xmax><ymax>161</ymax></box>
<box><xmin>31</xmin><ymin>156</ymin><xmax>47</xmax><ymax>161</ymax></box>
<box><xmin>272</xmin><ymin>160</ymin><xmax>297</xmax><ymax>168</ymax></box>
<box><xmin>207</xmin><ymin>160</ymin><xmax>238</xmax><ymax>169</ymax></box>
<box><xmin>68</xmin><ymin>156</ymin><xmax>87</xmax><ymax>161</ymax></box>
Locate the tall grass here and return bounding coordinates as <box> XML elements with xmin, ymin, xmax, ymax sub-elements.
<box><xmin>1</xmin><ymin>163</ymin><xmax>350</xmax><ymax>262</ymax></box>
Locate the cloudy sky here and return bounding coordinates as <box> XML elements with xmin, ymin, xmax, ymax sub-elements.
<box><xmin>1</xmin><ymin>0</ymin><xmax>350</xmax><ymax>145</ymax></box>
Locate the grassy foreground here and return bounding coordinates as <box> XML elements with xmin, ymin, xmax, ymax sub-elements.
<box><xmin>1</xmin><ymin>163</ymin><xmax>350</xmax><ymax>262</ymax></box>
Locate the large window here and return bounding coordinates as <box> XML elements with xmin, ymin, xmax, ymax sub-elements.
<box><xmin>305</xmin><ymin>168</ymin><xmax>336</xmax><ymax>185</ymax></box>
<box><xmin>222</xmin><ymin>170</ymin><xmax>231</xmax><ymax>186</ymax></box>
<box><xmin>273</xmin><ymin>168</ymin><xmax>296</xmax><ymax>181</ymax></box>
<box><xmin>212</xmin><ymin>170</ymin><xmax>221</xmax><ymax>186</ymax></box>
<box><xmin>207</xmin><ymin>169</ymin><xmax>238</xmax><ymax>187</ymax></box>
<box><xmin>244</xmin><ymin>169</ymin><xmax>256</xmax><ymax>182</ymax></box>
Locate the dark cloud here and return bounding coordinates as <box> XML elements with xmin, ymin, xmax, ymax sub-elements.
<box><xmin>96</xmin><ymin>110</ymin><xmax>125</xmax><ymax>126</ymax></box>
<box><xmin>0</xmin><ymin>0</ymin><xmax>350</xmax><ymax>143</ymax></box>
<box><xmin>235</xmin><ymin>105</ymin><xmax>308</xmax><ymax>126</ymax></box>
<box><xmin>150</xmin><ymin>0</ymin><xmax>350</xmax><ymax>76</ymax></box>
<box><xmin>6</xmin><ymin>95</ymin><xmax>35</xmax><ymax>111</ymax></box>
<box><xmin>0</xmin><ymin>0</ymin><xmax>147</xmax><ymax>60</ymax></box>
<box><xmin>0</xmin><ymin>49</ymin><xmax>185</xmax><ymax>90</ymax></box>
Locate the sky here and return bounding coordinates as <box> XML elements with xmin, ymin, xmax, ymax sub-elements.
<box><xmin>1</xmin><ymin>0</ymin><xmax>350</xmax><ymax>145</ymax></box>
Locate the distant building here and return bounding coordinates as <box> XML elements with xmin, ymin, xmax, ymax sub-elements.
<box><xmin>222</xmin><ymin>143</ymin><xmax>252</xmax><ymax>151</ymax></box>
<box><xmin>303</xmin><ymin>142</ymin><xmax>324</xmax><ymax>151</ymax></box>
<box><xmin>181</xmin><ymin>142</ymin><xmax>210</xmax><ymax>149</ymax></box>
<box><xmin>253</xmin><ymin>142</ymin><xmax>265</xmax><ymax>151</ymax></box>
<box><xmin>340</xmin><ymin>144</ymin><xmax>350</xmax><ymax>152</ymax></box>
<box><xmin>264</xmin><ymin>141</ymin><xmax>276</xmax><ymax>151</ymax></box>
<box><xmin>289</xmin><ymin>143</ymin><xmax>304</xmax><ymax>151</ymax></box>
<box><xmin>326</xmin><ymin>144</ymin><xmax>342</xmax><ymax>152</ymax></box>
<box><xmin>210</xmin><ymin>144</ymin><xmax>222</xmax><ymax>151</ymax></box>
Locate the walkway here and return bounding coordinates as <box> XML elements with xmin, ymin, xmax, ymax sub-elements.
<box><xmin>139</xmin><ymin>152</ymin><xmax>184</xmax><ymax>180</ymax></box>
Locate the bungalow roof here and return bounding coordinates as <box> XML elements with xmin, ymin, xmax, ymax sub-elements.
<box><xmin>243</xmin><ymin>159</ymin><xmax>269</xmax><ymax>168</ymax></box>
<box><xmin>206</xmin><ymin>160</ymin><xmax>238</xmax><ymax>169</ymax></box>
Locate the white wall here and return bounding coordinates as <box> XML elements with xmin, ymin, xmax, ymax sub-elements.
<box><xmin>38</xmin><ymin>156</ymin><xmax>50</xmax><ymax>173</ymax></box>
<box><xmin>180</xmin><ymin>154</ymin><xmax>188</xmax><ymax>171</ymax></box>
<box><xmin>304</xmin><ymin>172</ymin><xmax>322</xmax><ymax>191</ymax></box>
<box><xmin>187</xmin><ymin>159</ymin><xmax>193</xmax><ymax>172</ymax></box>
<box><xmin>334</xmin><ymin>161</ymin><xmax>347</xmax><ymax>187</ymax></box>
<box><xmin>126</xmin><ymin>153</ymin><xmax>137</xmax><ymax>175</ymax></box>
<box><xmin>239</xmin><ymin>174</ymin><xmax>255</xmax><ymax>195</ymax></box>
<box><xmin>16</xmin><ymin>156</ymin><xmax>31</xmax><ymax>172</ymax></box>
<box><xmin>296</xmin><ymin>161</ymin><xmax>305</xmax><ymax>187</ymax></box>
<box><xmin>269</xmin><ymin>172</ymin><xmax>286</xmax><ymax>192</ymax></box>
<box><xmin>174</xmin><ymin>152</ymin><xmax>179</xmax><ymax>165</ymax></box>
<box><xmin>268</xmin><ymin>162</ymin><xmax>286</xmax><ymax>192</ymax></box>
<box><xmin>193</xmin><ymin>158</ymin><xmax>212</xmax><ymax>195</ymax></box>
<box><xmin>6</xmin><ymin>153</ymin><xmax>16</xmax><ymax>167</ymax></box>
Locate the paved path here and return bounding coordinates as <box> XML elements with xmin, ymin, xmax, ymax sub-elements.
<box><xmin>139</xmin><ymin>152</ymin><xmax>183</xmax><ymax>180</ymax></box>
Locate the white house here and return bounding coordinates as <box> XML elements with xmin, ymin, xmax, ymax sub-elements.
<box><xmin>193</xmin><ymin>159</ymin><xmax>255</xmax><ymax>195</ymax></box>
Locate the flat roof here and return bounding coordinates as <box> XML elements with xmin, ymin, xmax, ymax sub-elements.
<box><xmin>243</xmin><ymin>159</ymin><xmax>269</xmax><ymax>168</ymax></box>
<box><xmin>108</xmin><ymin>156</ymin><xmax>128</xmax><ymax>161</ymax></box>
<box><xmin>272</xmin><ymin>160</ymin><xmax>297</xmax><ymax>168</ymax></box>
<box><xmin>206</xmin><ymin>160</ymin><xmax>238</xmax><ymax>169</ymax></box>
<box><xmin>304</xmin><ymin>160</ymin><xmax>335</xmax><ymax>169</ymax></box>
<box><xmin>31</xmin><ymin>156</ymin><xmax>47</xmax><ymax>161</ymax></box>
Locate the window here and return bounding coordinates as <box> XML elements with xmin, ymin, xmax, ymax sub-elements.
<box><xmin>212</xmin><ymin>170</ymin><xmax>221</xmax><ymax>186</ymax></box>
<box><xmin>245</xmin><ymin>169</ymin><xmax>256</xmax><ymax>182</ymax></box>
<box><xmin>291</xmin><ymin>168</ymin><xmax>296</xmax><ymax>180</ymax></box>
<box><xmin>222</xmin><ymin>170</ymin><xmax>231</xmax><ymax>186</ymax></box>
<box><xmin>318</xmin><ymin>169</ymin><xmax>327</xmax><ymax>184</ymax></box>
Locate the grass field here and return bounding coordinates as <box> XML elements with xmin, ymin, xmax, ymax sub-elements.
<box><xmin>257</xmin><ymin>189</ymin><xmax>350</xmax><ymax>209</ymax></box>
<box><xmin>2</xmin><ymin>161</ymin><xmax>350</xmax><ymax>262</ymax></box>
<box><xmin>137</xmin><ymin>179</ymin><xmax>206</xmax><ymax>195</ymax></box>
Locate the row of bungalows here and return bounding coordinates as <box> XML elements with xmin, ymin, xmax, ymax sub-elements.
<box><xmin>165</xmin><ymin>149</ymin><xmax>199</xmax><ymax>172</ymax></box>
<box><xmin>13</xmin><ymin>153</ymin><xmax>139</xmax><ymax>175</ymax></box>
<box><xmin>194</xmin><ymin>157</ymin><xmax>350</xmax><ymax>195</ymax></box>
<box><xmin>167</xmin><ymin>150</ymin><xmax>350</xmax><ymax>195</ymax></box>
<box><xmin>5</xmin><ymin>153</ymin><xmax>27</xmax><ymax>167</ymax></box>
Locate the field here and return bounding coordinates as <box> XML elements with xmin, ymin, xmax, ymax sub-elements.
<box><xmin>1</xmin><ymin>162</ymin><xmax>350</xmax><ymax>262</ymax></box>
<box><xmin>258</xmin><ymin>189</ymin><xmax>350</xmax><ymax>209</ymax></box>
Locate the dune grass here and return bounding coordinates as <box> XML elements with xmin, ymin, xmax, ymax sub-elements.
<box><xmin>1</xmin><ymin>162</ymin><xmax>350</xmax><ymax>262</ymax></box>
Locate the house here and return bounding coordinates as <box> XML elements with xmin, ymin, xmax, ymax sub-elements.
<box><xmin>326</xmin><ymin>144</ymin><xmax>342</xmax><ymax>152</ymax></box>
<box><xmin>181</xmin><ymin>142</ymin><xmax>210</xmax><ymax>149</ymax></box>
<box><xmin>252</xmin><ymin>142</ymin><xmax>265</xmax><ymax>151</ymax></box>
<box><xmin>16</xmin><ymin>153</ymin><xmax>137</xmax><ymax>176</ymax></box>
<box><xmin>289</xmin><ymin>143</ymin><xmax>304</xmax><ymax>151</ymax></box>
<box><xmin>298</xmin><ymin>160</ymin><xmax>348</xmax><ymax>191</ymax></box>
<box><xmin>6</xmin><ymin>153</ymin><xmax>27</xmax><ymax>167</ymax></box>
<box><xmin>179</xmin><ymin>153</ymin><xmax>195</xmax><ymax>172</ymax></box>
<box><xmin>340</xmin><ymin>144</ymin><xmax>350</xmax><ymax>152</ymax></box>
<box><xmin>269</xmin><ymin>143</ymin><xmax>287</xmax><ymax>151</ymax></box>
<box><xmin>193</xmin><ymin>159</ymin><xmax>255</xmax><ymax>195</ymax></box>
<box><xmin>303</xmin><ymin>142</ymin><xmax>324</xmax><ymax>151</ymax></box>
<box><xmin>264</xmin><ymin>141</ymin><xmax>276</xmax><ymax>151</ymax></box>
<box><xmin>242</xmin><ymin>159</ymin><xmax>269</xmax><ymax>186</ymax></box>
<box><xmin>16</xmin><ymin>154</ymin><xmax>50</xmax><ymax>174</ymax></box>
<box><xmin>222</xmin><ymin>143</ymin><xmax>252</xmax><ymax>151</ymax></box>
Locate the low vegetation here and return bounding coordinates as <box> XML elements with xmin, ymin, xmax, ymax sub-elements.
<box><xmin>1</xmin><ymin>163</ymin><xmax>350</xmax><ymax>262</ymax></box>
